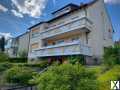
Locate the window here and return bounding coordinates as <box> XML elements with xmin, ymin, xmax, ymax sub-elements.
<box><xmin>55</xmin><ymin>7</ymin><xmax>70</xmax><ymax>17</ymax></box>
<box><xmin>43</xmin><ymin>42</ymin><xmax>48</xmax><ymax>47</ymax></box>
<box><xmin>71</xmin><ymin>37</ymin><xmax>79</xmax><ymax>42</ymax></box>
<box><xmin>56</xmin><ymin>40</ymin><xmax>64</xmax><ymax>44</ymax></box>
<box><xmin>52</xmin><ymin>42</ymin><xmax>56</xmax><ymax>45</ymax></box>
<box><xmin>108</xmin><ymin>29</ymin><xmax>112</xmax><ymax>39</ymax></box>
<box><xmin>31</xmin><ymin>28</ymin><xmax>39</xmax><ymax>38</ymax></box>
<box><xmin>31</xmin><ymin>43</ymin><xmax>39</xmax><ymax>49</ymax></box>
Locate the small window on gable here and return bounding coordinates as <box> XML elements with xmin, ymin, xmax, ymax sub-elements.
<box><xmin>54</xmin><ymin>7</ymin><xmax>70</xmax><ymax>17</ymax></box>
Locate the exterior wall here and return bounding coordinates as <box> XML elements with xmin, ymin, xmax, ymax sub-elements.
<box><xmin>18</xmin><ymin>32</ymin><xmax>30</xmax><ymax>54</ymax></box>
<box><xmin>29</xmin><ymin>26</ymin><xmax>42</xmax><ymax>52</ymax></box>
<box><xmin>9</xmin><ymin>32</ymin><xmax>30</xmax><ymax>57</ymax></box>
<box><xmin>86</xmin><ymin>0</ymin><xmax>113</xmax><ymax>58</ymax></box>
<box><xmin>10</xmin><ymin>38</ymin><xmax>19</xmax><ymax>57</ymax></box>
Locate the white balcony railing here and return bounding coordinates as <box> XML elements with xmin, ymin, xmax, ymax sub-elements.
<box><xmin>28</xmin><ymin>41</ymin><xmax>92</xmax><ymax>58</ymax></box>
<box><xmin>39</xmin><ymin>17</ymin><xmax>92</xmax><ymax>39</ymax></box>
<box><xmin>31</xmin><ymin>17</ymin><xmax>92</xmax><ymax>39</ymax></box>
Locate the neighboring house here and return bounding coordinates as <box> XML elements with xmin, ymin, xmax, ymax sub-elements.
<box><xmin>7</xmin><ymin>32</ymin><xmax>30</xmax><ymax>57</ymax></box>
<box><xmin>28</xmin><ymin>0</ymin><xmax>113</xmax><ymax>64</ymax></box>
<box><xmin>5</xmin><ymin>38</ymin><xmax>13</xmax><ymax>56</ymax></box>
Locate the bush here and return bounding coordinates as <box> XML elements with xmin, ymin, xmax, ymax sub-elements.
<box><xmin>18</xmin><ymin>50</ymin><xmax>28</xmax><ymax>58</ymax></box>
<box><xmin>87</xmin><ymin>66</ymin><xmax>106</xmax><ymax>77</ymax></box>
<box><xmin>8</xmin><ymin>58</ymin><xmax>27</xmax><ymax>63</ymax></box>
<box><xmin>32</xmin><ymin>64</ymin><xmax>98</xmax><ymax>90</ymax></box>
<box><xmin>4</xmin><ymin>66</ymin><xmax>37</xmax><ymax>85</ymax></box>
<box><xmin>0</xmin><ymin>63</ymin><xmax>13</xmax><ymax>72</ymax></box>
<box><xmin>103</xmin><ymin>45</ymin><xmax>120</xmax><ymax>67</ymax></box>
<box><xmin>98</xmin><ymin>65</ymin><xmax>120</xmax><ymax>90</ymax></box>
<box><xmin>0</xmin><ymin>53</ymin><xmax>9</xmax><ymax>62</ymax></box>
<box><xmin>14</xmin><ymin>60</ymin><xmax>48</xmax><ymax>69</ymax></box>
<box><xmin>67</xmin><ymin>55</ymin><xmax>85</xmax><ymax>65</ymax></box>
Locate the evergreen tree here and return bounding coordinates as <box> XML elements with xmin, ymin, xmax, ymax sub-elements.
<box><xmin>0</xmin><ymin>36</ymin><xmax>5</xmax><ymax>52</ymax></box>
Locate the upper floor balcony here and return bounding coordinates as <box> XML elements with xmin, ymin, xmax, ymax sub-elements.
<box><xmin>39</xmin><ymin>17</ymin><xmax>93</xmax><ymax>39</ymax></box>
<box><xmin>40</xmin><ymin>17</ymin><xmax>92</xmax><ymax>39</ymax></box>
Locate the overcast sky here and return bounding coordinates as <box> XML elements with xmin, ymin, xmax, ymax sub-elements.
<box><xmin>0</xmin><ymin>0</ymin><xmax>120</xmax><ymax>41</ymax></box>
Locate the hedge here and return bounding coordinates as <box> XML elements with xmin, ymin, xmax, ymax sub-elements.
<box><xmin>3</xmin><ymin>66</ymin><xmax>37</xmax><ymax>85</ymax></box>
<box><xmin>0</xmin><ymin>63</ymin><xmax>13</xmax><ymax>72</ymax></box>
<box><xmin>8</xmin><ymin>58</ymin><xmax>27</xmax><ymax>63</ymax></box>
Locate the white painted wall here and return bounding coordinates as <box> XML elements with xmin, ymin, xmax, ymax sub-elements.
<box><xmin>86</xmin><ymin>0</ymin><xmax>113</xmax><ymax>58</ymax></box>
<box><xmin>18</xmin><ymin>32</ymin><xmax>30</xmax><ymax>54</ymax></box>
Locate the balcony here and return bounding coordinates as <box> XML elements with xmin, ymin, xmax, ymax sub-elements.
<box><xmin>39</xmin><ymin>17</ymin><xmax>92</xmax><ymax>39</ymax></box>
<box><xmin>28</xmin><ymin>41</ymin><xmax>92</xmax><ymax>58</ymax></box>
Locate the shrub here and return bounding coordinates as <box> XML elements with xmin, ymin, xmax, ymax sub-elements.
<box><xmin>8</xmin><ymin>58</ymin><xmax>27</xmax><ymax>63</ymax></box>
<box><xmin>32</xmin><ymin>64</ymin><xmax>98</xmax><ymax>90</ymax></box>
<box><xmin>103</xmin><ymin>45</ymin><xmax>120</xmax><ymax>67</ymax></box>
<box><xmin>0</xmin><ymin>53</ymin><xmax>9</xmax><ymax>62</ymax></box>
<box><xmin>0</xmin><ymin>62</ymin><xmax>13</xmax><ymax>72</ymax></box>
<box><xmin>87</xmin><ymin>66</ymin><xmax>106</xmax><ymax>77</ymax></box>
<box><xmin>98</xmin><ymin>65</ymin><xmax>120</xmax><ymax>90</ymax></box>
<box><xmin>67</xmin><ymin>55</ymin><xmax>85</xmax><ymax>65</ymax></box>
<box><xmin>15</xmin><ymin>60</ymin><xmax>48</xmax><ymax>69</ymax></box>
<box><xmin>4</xmin><ymin>66</ymin><xmax>37</xmax><ymax>85</ymax></box>
<box><xmin>18</xmin><ymin>50</ymin><xmax>28</xmax><ymax>58</ymax></box>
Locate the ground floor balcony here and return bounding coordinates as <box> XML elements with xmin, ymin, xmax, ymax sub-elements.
<box><xmin>28</xmin><ymin>41</ymin><xmax>92</xmax><ymax>59</ymax></box>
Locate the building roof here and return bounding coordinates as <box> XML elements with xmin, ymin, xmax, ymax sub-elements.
<box><xmin>52</xmin><ymin>3</ymin><xmax>80</xmax><ymax>15</ymax></box>
<box><xmin>28</xmin><ymin>0</ymin><xmax>98</xmax><ymax>30</ymax></box>
<box><xmin>28</xmin><ymin>22</ymin><xmax>45</xmax><ymax>30</ymax></box>
<box><xmin>14</xmin><ymin>31</ymin><xmax>30</xmax><ymax>39</ymax></box>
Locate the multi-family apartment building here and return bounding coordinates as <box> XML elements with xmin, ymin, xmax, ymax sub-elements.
<box><xmin>28</xmin><ymin>0</ymin><xmax>113</xmax><ymax>64</ymax></box>
<box><xmin>7</xmin><ymin>32</ymin><xmax>30</xmax><ymax>57</ymax></box>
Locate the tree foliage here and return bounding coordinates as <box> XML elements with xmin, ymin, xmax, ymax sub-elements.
<box><xmin>103</xmin><ymin>45</ymin><xmax>120</xmax><ymax>67</ymax></box>
<box><xmin>0</xmin><ymin>36</ymin><xmax>5</xmax><ymax>52</ymax></box>
<box><xmin>67</xmin><ymin>55</ymin><xmax>85</xmax><ymax>65</ymax></box>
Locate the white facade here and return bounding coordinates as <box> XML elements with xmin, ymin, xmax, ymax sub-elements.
<box><xmin>28</xmin><ymin>0</ymin><xmax>113</xmax><ymax>61</ymax></box>
<box><xmin>8</xmin><ymin>32</ymin><xmax>30</xmax><ymax>57</ymax></box>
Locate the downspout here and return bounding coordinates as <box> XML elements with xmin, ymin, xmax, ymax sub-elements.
<box><xmin>27</xmin><ymin>30</ymin><xmax>31</xmax><ymax>61</ymax></box>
